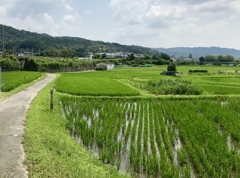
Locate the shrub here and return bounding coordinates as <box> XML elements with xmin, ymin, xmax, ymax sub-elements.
<box><xmin>189</xmin><ymin>70</ymin><xmax>208</xmax><ymax>73</ymax></box>
<box><xmin>95</xmin><ymin>63</ymin><xmax>107</xmax><ymax>70</ymax></box>
<box><xmin>160</xmin><ymin>71</ymin><xmax>176</xmax><ymax>76</ymax></box>
<box><xmin>145</xmin><ymin>79</ymin><xmax>202</xmax><ymax>95</ymax></box>
<box><xmin>0</xmin><ymin>58</ymin><xmax>21</xmax><ymax>70</ymax></box>
<box><xmin>167</xmin><ymin>62</ymin><xmax>177</xmax><ymax>72</ymax></box>
<box><xmin>132</xmin><ymin>64</ymin><xmax>139</xmax><ymax>67</ymax></box>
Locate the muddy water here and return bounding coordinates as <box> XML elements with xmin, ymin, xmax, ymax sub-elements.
<box><xmin>62</xmin><ymin>102</ymin><xmax>191</xmax><ymax>177</ymax></box>
<box><xmin>173</xmin><ymin>129</ymin><xmax>182</xmax><ymax>166</ymax></box>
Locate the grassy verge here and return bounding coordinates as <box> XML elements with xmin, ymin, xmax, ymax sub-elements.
<box><xmin>24</xmin><ymin>77</ymin><xmax>128</xmax><ymax>178</ymax></box>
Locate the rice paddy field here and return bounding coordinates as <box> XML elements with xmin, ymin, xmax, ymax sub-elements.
<box><xmin>56</xmin><ymin>65</ymin><xmax>240</xmax><ymax>96</ymax></box>
<box><xmin>61</xmin><ymin>97</ymin><xmax>240</xmax><ymax>177</ymax></box>
<box><xmin>1</xmin><ymin>71</ymin><xmax>42</xmax><ymax>92</ymax></box>
<box><xmin>56</xmin><ymin>73</ymin><xmax>140</xmax><ymax>96</ymax></box>
<box><xmin>44</xmin><ymin>65</ymin><xmax>240</xmax><ymax>177</ymax></box>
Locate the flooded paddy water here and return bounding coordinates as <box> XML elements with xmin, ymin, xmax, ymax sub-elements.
<box><xmin>60</xmin><ymin>97</ymin><xmax>240</xmax><ymax>177</ymax></box>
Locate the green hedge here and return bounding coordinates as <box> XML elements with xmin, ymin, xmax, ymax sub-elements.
<box><xmin>189</xmin><ymin>70</ymin><xmax>208</xmax><ymax>73</ymax></box>
<box><xmin>0</xmin><ymin>57</ymin><xmax>22</xmax><ymax>70</ymax></box>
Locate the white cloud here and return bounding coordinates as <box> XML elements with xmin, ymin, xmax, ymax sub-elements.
<box><xmin>63</xmin><ymin>14</ymin><xmax>76</xmax><ymax>22</ymax></box>
<box><xmin>0</xmin><ymin>5</ymin><xmax>6</xmax><ymax>16</ymax></box>
<box><xmin>5</xmin><ymin>0</ymin><xmax>65</xmax><ymax>19</ymax></box>
<box><xmin>109</xmin><ymin>0</ymin><xmax>150</xmax><ymax>25</ymax></box>
<box><xmin>65</xmin><ymin>4</ymin><xmax>73</xmax><ymax>11</ymax></box>
<box><xmin>193</xmin><ymin>1</ymin><xmax>232</xmax><ymax>13</ymax></box>
<box><xmin>84</xmin><ymin>10</ymin><xmax>94</xmax><ymax>15</ymax></box>
<box><xmin>42</xmin><ymin>12</ymin><xmax>54</xmax><ymax>23</ymax></box>
<box><xmin>229</xmin><ymin>15</ymin><xmax>237</xmax><ymax>21</ymax></box>
<box><xmin>0</xmin><ymin>0</ymin><xmax>83</xmax><ymax>36</ymax></box>
<box><xmin>228</xmin><ymin>0</ymin><xmax>240</xmax><ymax>11</ymax></box>
<box><xmin>0</xmin><ymin>0</ymin><xmax>240</xmax><ymax>49</ymax></box>
<box><xmin>146</xmin><ymin>5</ymin><xmax>186</xmax><ymax>19</ymax></box>
<box><xmin>108</xmin><ymin>0</ymin><xmax>240</xmax><ymax>49</ymax></box>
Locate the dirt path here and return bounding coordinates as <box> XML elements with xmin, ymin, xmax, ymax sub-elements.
<box><xmin>0</xmin><ymin>74</ymin><xmax>56</xmax><ymax>178</ymax></box>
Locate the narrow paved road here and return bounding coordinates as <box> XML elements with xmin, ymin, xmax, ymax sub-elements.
<box><xmin>0</xmin><ymin>74</ymin><xmax>56</xmax><ymax>178</ymax></box>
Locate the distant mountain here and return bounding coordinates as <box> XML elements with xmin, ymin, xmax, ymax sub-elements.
<box><xmin>0</xmin><ymin>24</ymin><xmax>158</xmax><ymax>57</ymax></box>
<box><xmin>154</xmin><ymin>47</ymin><xmax>240</xmax><ymax>59</ymax></box>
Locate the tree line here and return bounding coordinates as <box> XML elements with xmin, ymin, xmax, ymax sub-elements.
<box><xmin>199</xmin><ymin>55</ymin><xmax>234</xmax><ymax>63</ymax></box>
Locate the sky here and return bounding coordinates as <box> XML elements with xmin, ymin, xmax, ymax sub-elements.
<box><xmin>0</xmin><ymin>0</ymin><xmax>240</xmax><ymax>49</ymax></box>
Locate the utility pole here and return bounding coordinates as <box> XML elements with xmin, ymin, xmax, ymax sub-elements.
<box><xmin>2</xmin><ymin>25</ymin><xmax>4</xmax><ymax>56</ymax></box>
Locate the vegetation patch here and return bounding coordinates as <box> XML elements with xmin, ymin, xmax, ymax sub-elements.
<box><xmin>145</xmin><ymin>79</ymin><xmax>202</xmax><ymax>95</ymax></box>
<box><xmin>56</xmin><ymin>73</ymin><xmax>140</xmax><ymax>96</ymax></box>
<box><xmin>23</xmin><ymin>57</ymin><xmax>95</xmax><ymax>72</ymax></box>
<box><xmin>1</xmin><ymin>71</ymin><xmax>42</xmax><ymax>92</ymax></box>
<box><xmin>0</xmin><ymin>57</ymin><xmax>22</xmax><ymax>70</ymax></box>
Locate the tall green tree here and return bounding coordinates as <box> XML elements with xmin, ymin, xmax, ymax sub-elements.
<box><xmin>160</xmin><ymin>53</ymin><xmax>170</xmax><ymax>60</ymax></box>
<box><xmin>225</xmin><ymin>55</ymin><xmax>234</xmax><ymax>62</ymax></box>
<box><xmin>167</xmin><ymin>60</ymin><xmax>177</xmax><ymax>72</ymax></box>
<box><xmin>60</xmin><ymin>48</ymin><xmax>75</xmax><ymax>58</ymax></box>
<box><xmin>204</xmin><ymin>55</ymin><xmax>217</xmax><ymax>62</ymax></box>
<box><xmin>127</xmin><ymin>53</ymin><xmax>135</xmax><ymax>61</ymax></box>
<box><xmin>199</xmin><ymin>56</ymin><xmax>205</xmax><ymax>62</ymax></box>
<box><xmin>189</xmin><ymin>53</ymin><xmax>193</xmax><ymax>59</ymax></box>
<box><xmin>46</xmin><ymin>48</ymin><xmax>59</xmax><ymax>57</ymax></box>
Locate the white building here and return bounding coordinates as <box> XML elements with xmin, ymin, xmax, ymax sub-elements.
<box><xmin>96</xmin><ymin>62</ymin><xmax>115</xmax><ymax>70</ymax></box>
<box><xmin>106</xmin><ymin>62</ymin><xmax>115</xmax><ymax>70</ymax></box>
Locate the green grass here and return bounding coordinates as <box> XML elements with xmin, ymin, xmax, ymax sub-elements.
<box><xmin>56</xmin><ymin>73</ymin><xmax>140</xmax><ymax>96</ymax></box>
<box><xmin>1</xmin><ymin>71</ymin><xmax>43</xmax><ymax>92</ymax></box>
<box><xmin>24</xmin><ymin>77</ymin><xmax>129</xmax><ymax>178</ymax></box>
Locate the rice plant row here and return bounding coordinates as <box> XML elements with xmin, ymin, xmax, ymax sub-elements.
<box><xmin>60</xmin><ymin>96</ymin><xmax>240</xmax><ymax>177</ymax></box>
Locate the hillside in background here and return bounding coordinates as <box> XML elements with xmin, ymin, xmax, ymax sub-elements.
<box><xmin>154</xmin><ymin>47</ymin><xmax>240</xmax><ymax>59</ymax></box>
<box><xmin>1</xmin><ymin>24</ymin><xmax>240</xmax><ymax>59</ymax></box>
<box><xmin>0</xmin><ymin>24</ymin><xmax>158</xmax><ymax>57</ymax></box>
